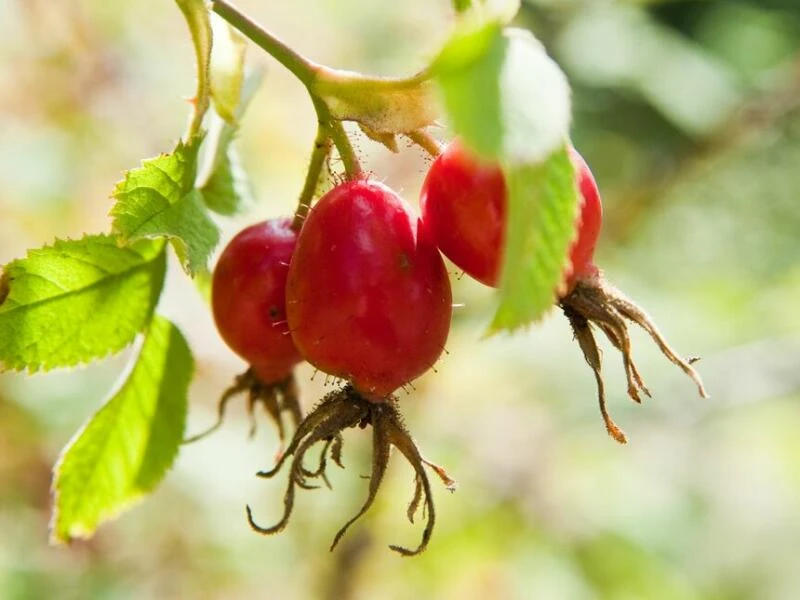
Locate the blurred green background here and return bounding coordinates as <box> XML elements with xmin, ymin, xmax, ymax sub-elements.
<box><xmin>2</xmin><ymin>0</ymin><xmax>800</xmax><ymax>598</ymax></box>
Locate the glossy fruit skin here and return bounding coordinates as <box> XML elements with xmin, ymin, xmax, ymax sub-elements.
<box><xmin>212</xmin><ymin>218</ymin><xmax>302</xmax><ymax>383</ymax></box>
<box><xmin>419</xmin><ymin>142</ymin><xmax>603</xmax><ymax>293</ymax></box>
<box><xmin>286</xmin><ymin>179</ymin><xmax>452</xmax><ymax>399</ymax></box>
<box><xmin>564</xmin><ymin>147</ymin><xmax>602</xmax><ymax>289</ymax></box>
<box><xmin>418</xmin><ymin>143</ymin><xmax>506</xmax><ymax>287</ymax></box>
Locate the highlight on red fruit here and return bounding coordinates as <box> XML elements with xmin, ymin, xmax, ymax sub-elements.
<box><xmin>286</xmin><ymin>178</ymin><xmax>453</xmax><ymax>399</ymax></box>
<box><xmin>419</xmin><ymin>140</ymin><xmax>600</xmax><ymax>293</ymax></box>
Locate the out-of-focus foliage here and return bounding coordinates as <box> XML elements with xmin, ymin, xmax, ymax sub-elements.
<box><xmin>1</xmin><ymin>0</ymin><xmax>799</xmax><ymax>599</ymax></box>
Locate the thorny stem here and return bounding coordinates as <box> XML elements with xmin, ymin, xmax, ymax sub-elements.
<box><xmin>211</xmin><ymin>0</ymin><xmax>430</xmax><ymax>93</ymax></box>
<box><xmin>176</xmin><ymin>0</ymin><xmax>211</xmax><ymax>139</ymax></box>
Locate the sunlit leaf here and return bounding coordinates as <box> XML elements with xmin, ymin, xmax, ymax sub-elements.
<box><xmin>198</xmin><ymin>70</ymin><xmax>262</xmax><ymax>216</ymax></box>
<box><xmin>209</xmin><ymin>14</ymin><xmax>247</xmax><ymax>124</ymax></box>
<box><xmin>434</xmin><ymin>25</ymin><xmax>571</xmax><ymax>164</ymax></box>
<box><xmin>51</xmin><ymin>316</ymin><xmax>192</xmax><ymax>543</ymax></box>
<box><xmin>0</xmin><ymin>235</ymin><xmax>165</xmax><ymax>372</ymax></box>
<box><xmin>111</xmin><ymin>136</ymin><xmax>218</xmax><ymax>275</ymax></box>
<box><xmin>200</xmin><ymin>145</ymin><xmax>254</xmax><ymax>216</ymax></box>
<box><xmin>490</xmin><ymin>145</ymin><xmax>579</xmax><ymax>331</ymax></box>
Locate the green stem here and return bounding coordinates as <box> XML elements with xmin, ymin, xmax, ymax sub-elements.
<box><xmin>210</xmin><ymin>0</ymin><xmax>320</xmax><ymax>88</ymax></box>
<box><xmin>330</xmin><ymin>120</ymin><xmax>362</xmax><ymax>179</ymax></box>
<box><xmin>210</xmin><ymin>0</ymin><xmax>431</xmax><ymax>94</ymax></box>
<box><xmin>292</xmin><ymin>124</ymin><xmax>332</xmax><ymax>231</ymax></box>
<box><xmin>176</xmin><ymin>0</ymin><xmax>212</xmax><ymax>139</ymax></box>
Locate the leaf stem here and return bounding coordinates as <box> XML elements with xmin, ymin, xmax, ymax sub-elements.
<box><xmin>210</xmin><ymin>0</ymin><xmax>320</xmax><ymax>88</ymax></box>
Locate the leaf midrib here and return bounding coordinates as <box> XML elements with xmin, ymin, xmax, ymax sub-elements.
<box><xmin>0</xmin><ymin>249</ymin><xmax>163</xmax><ymax>317</ymax></box>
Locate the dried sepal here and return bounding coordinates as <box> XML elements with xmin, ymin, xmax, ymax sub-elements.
<box><xmin>246</xmin><ymin>385</ymin><xmax>455</xmax><ymax>556</ymax></box>
<box><xmin>184</xmin><ymin>369</ymin><xmax>302</xmax><ymax>458</ymax></box>
<box><xmin>560</xmin><ymin>274</ymin><xmax>708</xmax><ymax>443</ymax></box>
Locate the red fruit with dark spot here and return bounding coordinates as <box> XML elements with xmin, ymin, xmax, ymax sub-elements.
<box><xmin>286</xmin><ymin>178</ymin><xmax>452</xmax><ymax>399</ymax></box>
<box><xmin>212</xmin><ymin>218</ymin><xmax>301</xmax><ymax>382</ymax></box>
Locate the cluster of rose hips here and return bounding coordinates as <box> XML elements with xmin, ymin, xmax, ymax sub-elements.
<box><xmin>188</xmin><ymin>141</ymin><xmax>707</xmax><ymax>555</ymax></box>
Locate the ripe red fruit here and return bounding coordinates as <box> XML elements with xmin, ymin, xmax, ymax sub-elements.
<box><xmin>212</xmin><ymin>218</ymin><xmax>301</xmax><ymax>381</ymax></box>
<box><xmin>248</xmin><ymin>179</ymin><xmax>455</xmax><ymax>557</ymax></box>
<box><xmin>420</xmin><ymin>140</ymin><xmax>707</xmax><ymax>444</ymax></box>
<box><xmin>562</xmin><ymin>148</ymin><xmax>602</xmax><ymax>289</ymax></box>
<box><xmin>186</xmin><ymin>218</ymin><xmax>302</xmax><ymax>446</ymax></box>
<box><xmin>286</xmin><ymin>178</ymin><xmax>452</xmax><ymax>399</ymax></box>
<box><xmin>418</xmin><ymin>143</ymin><xmax>506</xmax><ymax>287</ymax></box>
<box><xmin>419</xmin><ymin>141</ymin><xmax>600</xmax><ymax>292</ymax></box>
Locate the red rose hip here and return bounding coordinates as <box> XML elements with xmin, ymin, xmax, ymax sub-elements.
<box><xmin>248</xmin><ymin>179</ymin><xmax>456</xmax><ymax>557</ymax></box>
<box><xmin>212</xmin><ymin>218</ymin><xmax>301</xmax><ymax>381</ymax></box>
<box><xmin>419</xmin><ymin>140</ymin><xmax>706</xmax><ymax>444</ymax></box>
<box><xmin>186</xmin><ymin>217</ymin><xmax>303</xmax><ymax>446</ymax></box>
<box><xmin>419</xmin><ymin>141</ymin><xmax>601</xmax><ymax>293</ymax></box>
<box><xmin>286</xmin><ymin>178</ymin><xmax>452</xmax><ymax>398</ymax></box>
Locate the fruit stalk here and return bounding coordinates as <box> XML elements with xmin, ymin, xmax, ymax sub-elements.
<box><xmin>292</xmin><ymin>120</ymin><xmax>332</xmax><ymax>231</ymax></box>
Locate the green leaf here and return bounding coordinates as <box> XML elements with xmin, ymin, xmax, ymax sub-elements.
<box><xmin>197</xmin><ymin>70</ymin><xmax>262</xmax><ymax>216</ymax></box>
<box><xmin>192</xmin><ymin>268</ymin><xmax>213</xmax><ymax>304</ymax></box>
<box><xmin>209</xmin><ymin>14</ymin><xmax>247</xmax><ymax>124</ymax></box>
<box><xmin>0</xmin><ymin>235</ymin><xmax>166</xmax><ymax>372</ymax></box>
<box><xmin>200</xmin><ymin>145</ymin><xmax>254</xmax><ymax>215</ymax></box>
<box><xmin>51</xmin><ymin>316</ymin><xmax>192</xmax><ymax>544</ymax></box>
<box><xmin>490</xmin><ymin>146</ymin><xmax>579</xmax><ymax>332</ymax></box>
<box><xmin>433</xmin><ymin>26</ymin><xmax>571</xmax><ymax>164</ymax></box>
<box><xmin>111</xmin><ymin>136</ymin><xmax>219</xmax><ymax>275</ymax></box>
<box><xmin>174</xmin><ymin>0</ymin><xmax>212</xmax><ymax>135</ymax></box>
